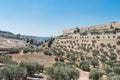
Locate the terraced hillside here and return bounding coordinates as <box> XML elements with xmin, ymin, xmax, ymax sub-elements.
<box><xmin>46</xmin><ymin>22</ymin><xmax>120</xmax><ymax>80</ymax></box>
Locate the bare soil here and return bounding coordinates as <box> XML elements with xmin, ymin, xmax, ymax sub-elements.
<box><xmin>11</xmin><ymin>52</ymin><xmax>55</xmax><ymax>67</ymax></box>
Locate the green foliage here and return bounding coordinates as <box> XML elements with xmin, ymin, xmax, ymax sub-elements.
<box><xmin>116</xmin><ymin>49</ymin><xmax>120</xmax><ymax>55</ymax></box>
<box><xmin>96</xmin><ymin>36</ymin><xmax>100</xmax><ymax>39</ymax></box>
<box><xmin>0</xmin><ymin>48</ymin><xmax>19</xmax><ymax>54</ymax></box>
<box><xmin>107</xmin><ymin>43</ymin><xmax>112</xmax><ymax>48</ymax></box>
<box><xmin>90</xmin><ymin>31</ymin><xmax>101</xmax><ymax>35</ymax></box>
<box><xmin>106</xmin><ymin>60</ymin><xmax>116</xmax><ymax>67</ymax></box>
<box><xmin>68</xmin><ymin>54</ymin><xmax>77</xmax><ymax>63</ymax></box>
<box><xmin>80</xmin><ymin>54</ymin><xmax>85</xmax><ymax>61</ymax></box>
<box><xmin>115</xmin><ymin>28</ymin><xmax>120</xmax><ymax>31</ymax></box>
<box><xmin>59</xmin><ymin>56</ymin><xmax>65</xmax><ymax>62</ymax></box>
<box><xmin>55</xmin><ymin>57</ymin><xmax>59</xmax><ymax>62</ymax></box>
<box><xmin>116</xmin><ymin>40</ymin><xmax>120</xmax><ymax>45</ymax></box>
<box><xmin>107</xmin><ymin>75</ymin><xmax>120</xmax><ymax>80</ymax></box>
<box><xmin>23</xmin><ymin>48</ymin><xmax>36</xmax><ymax>53</ymax></box>
<box><xmin>79</xmin><ymin>61</ymin><xmax>90</xmax><ymax>71</ymax></box>
<box><xmin>0</xmin><ymin>64</ymin><xmax>27</xmax><ymax>80</ymax></box>
<box><xmin>0</xmin><ymin>56</ymin><xmax>17</xmax><ymax>65</ymax></box>
<box><xmin>100</xmin><ymin>43</ymin><xmax>106</xmax><ymax>47</ymax></box>
<box><xmin>54</xmin><ymin>49</ymin><xmax>64</xmax><ymax>56</ymax></box>
<box><xmin>80</xmin><ymin>32</ymin><xmax>88</xmax><ymax>35</ymax></box>
<box><xmin>113</xmin><ymin>66</ymin><xmax>120</xmax><ymax>74</ymax></box>
<box><xmin>74</xmin><ymin>27</ymin><xmax>80</xmax><ymax>33</ymax></box>
<box><xmin>109</xmin><ymin>48</ymin><xmax>114</xmax><ymax>53</ymax></box>
<box><xmin>30</xmin><ymin>39</ymin><xmax>33</xmax><ymax>44</ymax></box>
<box><xmin>104</xmin><ymin>67</ymin><xmax>113</xmax><ymax>74</ymax></box>
<box><xmin>43</xmin><ymin>50</ymin><xmax>52</xmax><ymax>56</ymax></box>
<box><xmin>47</xmin><ymin>63</ymin><xmax>80</xmax><ymax>80</ymax></box>
<box><xmin>100</xmin><ymin>54</ymin><xmax>107</xmax><ymax>63</ymax></box>
<box><xmin>92</xmin><ymin>49</ymin><xmax>99</xmax><ymax>56</ymax></box>
<box><xmin>89</xmin><ymin>68</ymin><xmax>103</xmax><ymax>80</ymax></box>
<box><xmin>92</xmin><ymin>40</ymin><xmax>97</xmax><ymax>43</ymax></box>
<box><xmin>91</xmin><ymin>57</ymin><xmax>99</xmax><ymax>68</ymax></box>
<box><xmin>109</xmin><ymin>53</ymin><xmax>117</xmax><ymax>60</ymax></box>
<box><xmin>9</xmin><ymin>48</ymin><xmax>19</xmax><ymax>54</ymax></box>
<box><xmin>48</xmin><ymin>38</ymin><xmax>55</xmax><ymax>48</ymax></box>
<box><xmin>113</xmin><ymin>62</ymin><xmax>120</xmax><ymax>74</ymax></box>
<box><xmin>26</xmin><ymin>38</ymin><xmax>34</xmax><ymax>44</ymax></box>
<box><xmin>19</xmin><ymin>62</ymin><xmax>44</xmax><ymax>76</ymax></box>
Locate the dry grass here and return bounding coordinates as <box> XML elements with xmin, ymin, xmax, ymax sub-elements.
<box><xmin>0</xmin><ymin>37</ymin><xmax>27</xmax><ymax>48</ymax></box>
<box><xmin>10</xmin><ymin>52</ymin><xmax>55</xmax><ymax>67</ymax></box>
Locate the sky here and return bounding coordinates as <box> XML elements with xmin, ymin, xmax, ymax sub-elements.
<box><xmin>0</xmin><ymin>0</ymin><xmax>120</xmax><ymax>37</ymax></box>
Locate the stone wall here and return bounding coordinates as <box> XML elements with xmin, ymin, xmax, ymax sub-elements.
<box><xmin>52</xmin><ymin>34</ymin><xmax>120</xmax><ymax>53</ymax></box>
<box><xmin>63</xmin><ymin>22</ymin><xmax>120</xmax><ymax>35</ymax></box>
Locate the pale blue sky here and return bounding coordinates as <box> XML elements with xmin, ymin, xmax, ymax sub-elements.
<box><xmin>0</xmin><ymin>0</ymin><xmax>120</xmax><ymax>37</ymax></box>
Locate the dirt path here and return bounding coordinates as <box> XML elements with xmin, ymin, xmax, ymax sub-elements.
<box><xmin>79</xmin><ymin>70</ymin><xmax>89</xmax><ymax>80</ymax></box>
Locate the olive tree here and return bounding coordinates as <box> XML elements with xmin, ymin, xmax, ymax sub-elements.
<box><xmin>91</xmin><ymin>57</ymin><xmax>99</xmax><ymax>68</ymax></box>
<box><xmin>19</xmin><ymin>62</ymin><xmax>44</xmax><ymax>76</ymax></box>
<box><xmin>1</xmin><ymin>65</ymin><xmax>27</xmax><ymax>80</ymax></box>
<box><xmin>79</xmin><ymin>61</ymin><xmax>90</xmax><ymax>71</ymax></box>
<box><xmin>47</xmin><ymin>63</ymin><xmax>80</xmax><ymax>80</ymax></box>
<box><xmin>89</xmin><ymin>68</ymin><xmax>103</xmax><ymax>80</ymax></box>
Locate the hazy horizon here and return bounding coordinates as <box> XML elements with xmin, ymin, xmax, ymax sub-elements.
<box><xmin>0</xmin><ymin>0</ymin><xmax>120</xmax><ymax>37</ymax></box>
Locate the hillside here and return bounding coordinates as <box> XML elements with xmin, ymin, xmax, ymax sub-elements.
<box><xmin>53</xmin><ymin>22</ymin><xmax>120</xmax><ymax>50</ymax></box>
<box><xmin>0</xmin><ymin>22</ymin><xmax>120</xmax><ymax>80</ymax></box>
<box><xmin>0</xmin><ymin>37</ymin><xmax>27</xmax><ymax>49</ymax></box>
<box><xmin>46</xmin><ymin>22</ymin><xmax>120</xmax><ymax>80</ymax></box>
<box><xmin>0</xmin><ymin>30</ymin><xmax>50</xmax><ymax>42</ymax></box>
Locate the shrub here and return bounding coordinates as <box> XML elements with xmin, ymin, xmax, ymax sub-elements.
<box><xmin>100</xmin><ymin>54</ymin><xmax>106</xmax><ymax>63</ymax></box>
<box><xmin>74</xmin><ymin>27</ymin><xmax>80</xmax><ymax>33</ymax></box>
<box><xmin>100</xmin><ymin>43</ymin><xmax>106</xmax><ymax>47</ymax></box>
<box><xmin>92</xmin><ymin>49</ymin><xmax>99</xmax><ymax>56</ymax></box>
<box><xmin>113</xmin><ymin>66</ymin><xmax>120</xmax><ymax>74</ymax></box>
<box><xmin>23</xmin><ymin>48</ymin><xmax>35</xmax><ymax>53</ymax></box>
<box><xmin>79</xmin><ymin>61</ymin><xmax>90</xmax><ymax>71</ymax></box>
<box><xmin>105</xmin><ymin>67</ymin><xmax>113</xmax><ymax>74</ymax></box>
<box><xmin>116</xmin><ymin>49</ymin><xmax>120</xmax><ymax>55</ymax></box>
<box><xmin>19</xmin><ymin>62</ymin><xmax>44</xmax><ymax>76</ymax></box>
<box><xmin>91</xmin><ymin>57</ymin><xmax>99</xmax><ymax>68</ymax></box>
<box><xmin>0</xmin><ymin>56</ymin><xmax>17</xmax><ymax>65</ymax></box>
<box><xmin>9</xmin><ymin>48</ymin><xmax>19</xmax><ymax>54</ymax></box>
<box><xmin>116</xmin><ymin>41</ymin><xmax>120</xmax><ymax>45</ymax></box>
<box><xmin>69</xmin><ymin>54</ymin><xmax>77</xmax><ymax>63</ymax></box>
<box><xmin>43</xmin><ymin>50</ymin><xmax>52</xmax><ymax>56</ymax></box>
<box><xmin>59</xmin><ymin>57</ymin><xmax>65</xmax><ymax>62</ymax></box>
<box><xmin>89</xmin><ymin>68</ymin><xmax>103</xmax><ymax>80</ymax></box>
<box><xmin>80</xmin><ymin>32</ymin><xmax>88</xmax><ymax>35</ymax></box>
<box><xmin>0</xmin><ymin>65</ymin><xmax>27</xmax><ymax>80</ymax></box>
<box><xmin>106</xmin><ymin>60</ymin><xmax>116</xmax><ymax>67</ymax></box>
<box><xmin>107</xmin><ymin>75</ymin><xmax>120</xmax><ymax>80</ymax></box>
<box><xmin>109</xmin><ymin>53</ymin><xmax>117</xmax><ymax>60</ymax></box>
<box><xmin>96</xmin><ymin>36</ymin><xmax>100</xmax><ymax>39</ymax></box>
<box><xmin>55</xmin><ymin>57</ymin><xmax>59</xmax><ymax>62</ymax></box>
<box><xmin>47</xmin><ymin>63</ymin><xmax>80</xmax><ymax>80</ymax></box>
<box><xmin>80</xmin><ymin>55</ymin><xmax>85</xmax><ymax>61</ymax></box>
<box><xmin>107</xmin><ymin>43</ymin><xmax>112</xmax><ymax>48</ymax></box>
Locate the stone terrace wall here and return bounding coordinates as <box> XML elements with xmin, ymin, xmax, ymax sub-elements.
<box><xmin>63</xmin><ymin>22</ymin><xmax>120</xmax><ymax>35</ymax></box>
<box><xmin>52</xmin><ymin>34</ymin><xmax>120</xmax><ymax>51</ymax></box>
